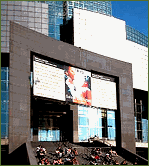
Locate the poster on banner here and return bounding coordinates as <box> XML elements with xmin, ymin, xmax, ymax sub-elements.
<box><xmin>33</xmin><ymin>56</ymin><xmax>65</xmax><ymax>101</ymax></box>
<box><xmin>65</xmin><ymin>66</ymin><xmax>92</xmax><ymax>106</ymax></box>
<box><xmin>91</xmin><ymin>73</ymin><xmax>117</xmax><ymax>110</ymax></box>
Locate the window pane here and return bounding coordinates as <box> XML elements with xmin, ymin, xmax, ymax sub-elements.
<box><xmin>1</xmin><ymin>4</ymin><xmax>7</xmax><ymax>10</ymax></box>
<box><xmin>1</xmin><ymin>26</ymin><xmax>6</xmax><ymax>31</ymax></box>
<box><xmin>1</xmin><ymin>41</ymin><xmax>7</xmax><ymax>47</ymax></box>
<box><xmin>15</xmin><ymin>6</ymin><xmax>22</xmax><ymax>11</ymax></box>
<box><xmin>28</xmin><ymin>22</ymin><xmax>34</xmax><ymax>27</ymax></box>
<box><xmin>28</xmin><ymin>7</ymin><xmax>34</xmax><ymax>12</ymax></box>
<box><xmin>8</xmin><ymin>15</ymin><xmax>14</xmax><ymax>20</ymax></box>
<box><xmin>8</xmin><ymin>5</ymin><xmax>14</xmax><ymax>11</ymax></box>
<box><xmin>29</xmin><ymin>17</ymin><xmax>34</xmax><ymax>22</ymax></box>
<box><xmin>43</xmin><ymin>18</ymin><xmax>48</xmax><ymax>24</ymax></box>
<box><xmin>42</xmin><ymin>8</ymin><xmax>48</xmax><ymax>14</ymax></box>
<box><xmin>15</xmin><ymin>1</ymin><xmax>22</xmax><ymax>6</ymax></box>
<box><xmin>1</xmin><ymin>92</ymin><xmax>8</xmax><ymax>101</ymax></box>
<box><xmin>1</xmin><ymin>9</ymin><xmax>7</xmax><ymax>15</ymax></box>
<box><xmin>1</xmin><ymin>113</ymin><xmax>8</xmax><ymax>123</ymax></box>
<box><xmin>1</xmin><ymin>124</ymin><xmax>6</xmax><ymax>138</ymax></box>
<box><xmin>22</xmin><ymin>6</ymin><xmax>28</xmax><ymax>11</ymax></box>
<box><xmin>29</xmin><ymin>12</ymin><xmax>34</xmax><ymax>17</ymax></box>
<box><xmin>35</xmin><ymin>18</ymin><xmax>41</xmax><ymax>23</ymax></box>
<box><xmin>1</xmin><ymin>16</ymin><xmax>6</xmax><ymax>21</ymax></box>
<box><xmin>1</xmin><ymin>81</ymin><xmax>6</xmax><ymax>91</ymax></box>
<box><xmin>35</xmin><ymin>7</ymin><xmax>41</xmax><ymax>12</ymax></box>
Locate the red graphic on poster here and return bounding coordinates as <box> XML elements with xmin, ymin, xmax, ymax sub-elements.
<box><xmin>65</xmin><ymin>66</ymin><xmax>92</xmax><ymax>106</ymax></box>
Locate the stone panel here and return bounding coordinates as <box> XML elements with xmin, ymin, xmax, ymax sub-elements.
<box><xmin>9</xmin><ymin>21</ymin><xmax>135</xmax><ymax>153</ymax></box>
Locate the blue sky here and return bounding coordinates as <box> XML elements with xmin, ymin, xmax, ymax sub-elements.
<box><xmin>111</xmin><ymin>1</ymin><xmax>148</xmax><ymax>36</ymax></box>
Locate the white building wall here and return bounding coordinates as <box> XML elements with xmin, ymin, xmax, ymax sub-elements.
<box><xmin>73</xmin><ymin>8</ymin><xmax>148</xmax><ymax>91</ymax></box>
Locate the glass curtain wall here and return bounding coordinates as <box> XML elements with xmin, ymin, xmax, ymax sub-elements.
<box><xmin>126</xmin><ymin>25</ymin><xmax>148</xmax><ymax>47</ymax></box>
<box><xmin>134</xmin><ymin>99</ymin><xmax>148</xmax><ymax>143</ymax></box>
<box><xmin>1</xmin><ymin>67</ymin><xmax>9</xmax><ymax>139</ymax></box>
<box><xmin>1</xmin><ymin>1</ymin><xmax>48</xmax><ymax>53</ymax></box>
<box><xmin>78</xmin><ymin>105</ymin><xmax>115</xmax><ymax>142</ymax></box>
<box><xmin>65</xmin><ymin>1</ymin><xmax>112</xmax><ymax>21</ymax></box>
<box><xmin>45</xmin><ymin>1</ymin><xmax>63</xmax><ymax>40</ymax></box>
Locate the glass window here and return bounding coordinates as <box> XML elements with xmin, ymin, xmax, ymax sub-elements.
<box><xmin>1</xmin><ymin>4</ymin><xmax>7</xmax><ymax>10</ymax></box>
<box><xmin>55</xmin><ymin>26</ymin><xmax>60</xmax><ymax>34</ymax></box>
<box><xmin>1</xmin><ymin>81</ymin><xmax>7</xmax><ymax>91</ymax></box>
<box><xmin>1</xmin><ymin>1</ymin><xmax>7</xmax><ymax>5</ymax></box>
<box><xmin>28</xmin><ymin>7</ymin><xmax>34</xmax><ymax>12</ymax></box>
<box><xmin>49</xmin><ymin>33</ymin><xmax>55</xmax><ymax>38</ymax></box>
<box><xmin>1</xmin><ymin>124</ymin><xmax>7</xmax><ymax>138</ymax></box>
<box><xmin>1</xmin><ymin>41</ymin><xmax>7</xmax><ymax>47</ymax></box>
<box><xmin>22</xmin><ymin>1</ymin><xmax>28</xmax><ymax>6</ymax></box>
<box><xmin>1</xmin><ymin>102</ymin><xmax>8</xmax><ymax>113</ymax></box>
<box><xmin>22</xmin><ymin>6</ymin><xmax>28</xmax><ymax>11</ymax></box>
<box><xmin>43</xmin><ymin>18</ymin><xmax>48</xmax><ymax>24</ymax></box>
<box><xmin>78</xmin><ymin>127</ymin><xmax>89</xmax><ymax>142</ymax></box>
<box><xmin>22</xmin><ymin>17</ymin><xmax>28</xmax><ymax>22</ymax></box>
<box><xmin>56</xmin><ymin>1</ymin><xmax>63</xmax><ymax>6</ymax></box>
<box><xmin>35</xmin><ymin>7</ymin><xmax>41</xmax><ymax>13</ymax></box>
<box><xmin>35</xmin><ymin>23</ymin><xmax>41</xmax><ymax>29</ymax></box>
<box><xmin>28</xmin><ymin>1</ymin><xmax>34</xmax><ymax>6</ymax></box>
<box><xmin>42</xmin><ymin>13</ymin><xmax>48</xmax><ymax>19</ymax></box>
<box><xmin>35</xmin><ymin>2</ymin><xmax>41</xmax><ymax>8</ymax></box>
<box><xmin>29</xmin><ymin>17</ymin><xmax>35</xmax><ymax>22</ymax></box>
<box><xmin>14</xmin><ymin>16</ymin><xmax>21</xmax><ymax>21</ymax></box>
<box><xmin>42</xmin><ymin>24</ymin><xmax>48</xmax><ymax>29</ymax></box>
<box><xmin>15</xmin><ymin>1</ymin><xmax>21</xmax><ymax>5</ymax></box>
<box><xmin>1</xmin><ymin>16</ymin><xmax>6</xmax><ymax>21</ymax></box>
<box><xmin>56</xmin><ymin>18</ymin><xmax>63</xmax><ymax>25</ymax></box>
<box><xmin>35</xmin><ymin>17</ymin><xmax>41</xmax><ymax>23</ymax></box>
<box><xmin>42</xmin><ymin>3</ymin><xmax>48</xmax><ymax>8</ymax></box>
<box><xmin>1</xmin><ymin>26</ymin><xmax>6</xmax><ymax>31</ymax></box>
<box><xmin>8</xmin><ymin>10</ymin><xmax>14</xmax><ymax>15</ymax></box>
<box><xmin>35</xmin><ymin>12</ymin><xmax>42</xmax><ymax>18</ymax></box>
<box><xmin>1</xmin><ymin>113</ymin><xmax>8</xmax><ymax>123</ymax></box>
<box><xmin>1</xmin><ymin>10</ymin><xmax>7</xmax><ymax>15</ymax></box>
<box><xmin>1</xmin><ymin>21</ymin><xmax>6</xmax><ymax>26</ymax></box>
<box><xmin>55</xmin><ymin>34</ymin><xmax>60</xmax><ymax>41</ymax></box>
<box><xmin>1</xmin><ymin>92</ymin><xmax>8</xmax><ymax>101</ymax></box>
<box><xmin>42</xmin><ymin>29</ymin><xmax>48</xmax><ymax>35</ymax></box>
<box><xmin>49</xmin><ymin>25</ymin><xmax>55</xmax><ymax>33</ymax></box>
<box><xmin>42</xmin><ymin>8</ymin><xmax>48</xmax><ymax>14</ymax></box>
<box><xmin>29</xmin><ymin>12</ymin><xmax>34</xmax><ymax>17</ymax></box>
<box><xmin>1</xmin><ymin>69</ymin><xmax>7</xmax><ymax>80</ymax></box>
<box><xmin>15</xmin><ymin>6</ymin><xmax>22</xmax><ymax>11</ymax></box>
<box><xmin>8</xmin><ymin>15</ymin><xmax>14</xmax><ymax>20</ymax></box>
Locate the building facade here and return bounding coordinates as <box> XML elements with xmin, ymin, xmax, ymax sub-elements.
<box><xmin>1</xmin><ymin>1</ymin><xmax>148</xmax><ymax>154</ymax></box>
<box><xmin>62</xmin><ymin>8</ymin><xmax>148</xmax><ymax>144</ymax></box>
<box><xmin>9</xmin><ymin>21</ymin><xmax>135</xmax><ymax>153</ymax></box>
<box><xmin>1</xmin><ymin>0</ymin><xmax>113</xmax><ymax>140</ymax></box>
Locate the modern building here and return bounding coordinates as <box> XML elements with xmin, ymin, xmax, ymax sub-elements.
<box><xmin>1</xmin><ymin>1</ymin><xmax>48</xmax><ymax>142</ymax></box>
<box><xmin>1</xmin><ymin>1</ymin><xmax>148</xmax><ymax>160</ymax></box>
<box><xmin>126</xmin><ymin>25</ymin><xmax>148</xmax><ymax>47</ymax></box>
<box><xmin>62</xmin><ymin>7</ymin><xmax>148</xmax><ymax>145</ymax></box>
<box><xmin>1</xmin><ymin>0</ymin><xmax>113</xmax><ymax>140</ymax></box>
<box><xmin>8</xmin><ymin>21</ymin><xmax>134</xmax><ymax>153</ymax></box>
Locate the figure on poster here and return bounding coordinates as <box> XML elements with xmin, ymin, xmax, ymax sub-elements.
<box><xmin>65</xmin><ymin>66</ymin><xmax>91</xmax><ymax>105</ymax></box>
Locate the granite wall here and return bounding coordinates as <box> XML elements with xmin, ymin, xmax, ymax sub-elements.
<box><xmin>9</xmin><ymin>21</ymin><xmax>135</xmax><ymax>153</ymax></box>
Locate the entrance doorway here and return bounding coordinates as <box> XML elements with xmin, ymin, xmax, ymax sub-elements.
<box><xmin>31</xmin><ymin>98</ymin><xmax>73</xmax><ymax>142</ymax></box>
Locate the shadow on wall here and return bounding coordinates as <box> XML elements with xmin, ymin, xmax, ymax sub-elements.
<box><xmin>1</xmin><ymin>143</ymin><xmax>29</xmax><ymax>165</ymax></box>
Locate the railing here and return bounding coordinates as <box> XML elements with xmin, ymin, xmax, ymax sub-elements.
<box><xmin>116</xmin><ymin>147</ymin><xmax>148</xmax><ymax>165</ymax></box>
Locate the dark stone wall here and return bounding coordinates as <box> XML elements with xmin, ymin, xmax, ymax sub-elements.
<box><xmin>9</xmin><ymin>21</ymin><xmax>135</xmax><ymax>153</ymax></box>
